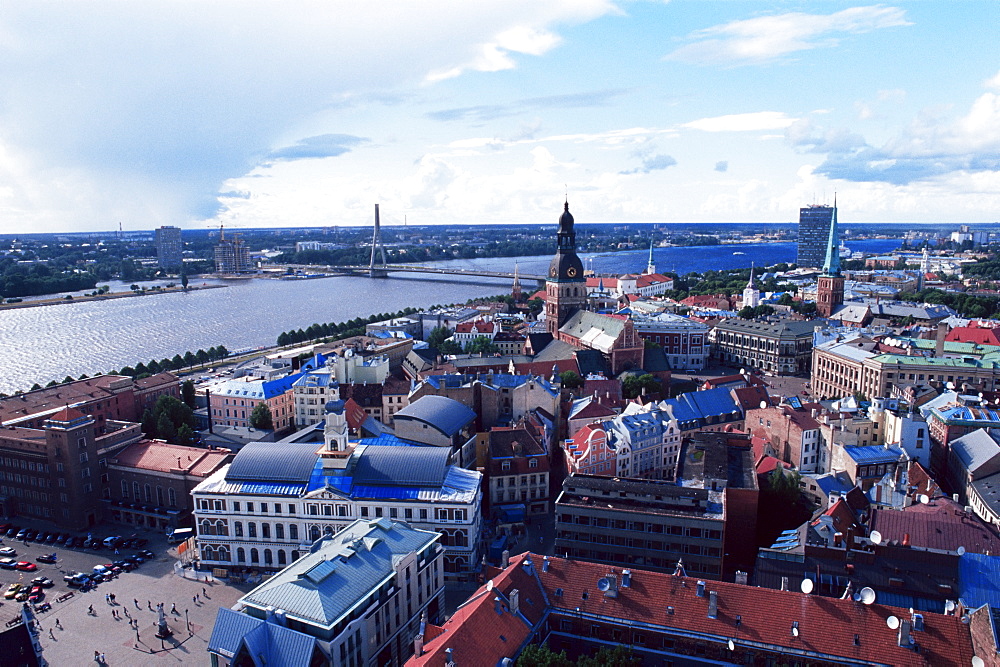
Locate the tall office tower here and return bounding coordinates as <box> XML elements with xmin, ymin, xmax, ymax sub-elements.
<box><xmin>545</xmin><ymin>200</ymin><xmax>587</xmax><ymax>336</ymax></box>
<box><xmin>155</xmin><ymin>226</ymin><xmax>183</xmax><ymax>270</ymax></box>
<box><xmin>797</xmin><ymin>205</ymin><xmax>835</xmax><ymax>268</ymax></box>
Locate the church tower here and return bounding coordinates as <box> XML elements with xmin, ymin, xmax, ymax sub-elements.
<box><xmin>742</xmin><ymin>263</ymin><xmax>760</xmax><ymax>309</ymax></box>
<box><xmin>546</xmin><ymin>200</ymin><xmax>587</xmax><ymax>336</ymax></box>
<box><xmin>816</xmin><ymin>197</ymin><xmax>845</xmax><ymax>318</ymax></box>
<box><xmin>645</xmin><ymin>237</ymin><xmax>656</xmax><ymax>275</ymax></box>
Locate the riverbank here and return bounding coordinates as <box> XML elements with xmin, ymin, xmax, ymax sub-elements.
<box><xmin>0</xmin><ymin>282</ymin><xmax>226</xmax><ymax>310</ymax></box>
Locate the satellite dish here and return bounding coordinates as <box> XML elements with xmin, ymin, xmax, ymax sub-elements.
<box><xmin>979</xmin><ymin>392</ymin><xmax>985</xmax><ymax>399</ymax></box>
<box><xmin>958</xmin><ymin>546</ymin><xmax>967</xmax><ymax>556</ymax></box>
<box><xmin>485</xmin><ymin>579</ymin><xmax>494</xmax><ymax>592</ymax></box>
<box><xmin>945</xmin><ymin>600</ymin><xmax>957</xmax><ymax>613</ymax></box>
<box><xmin>597</xmin><ymin>577</ymin><xmax>611</xmax><ymax>592</ymax></box>
<box><xmin>760</xmin><ymin>400</ymin><xmax>768</xmax><ymax>409</ymax></box>
<box><xmin>739</xmin><ymin>368</ymin><xmax>746</xmax><ymax>375</ymax></box>
<box><xmin>918</xmin><ymin>494</ymin><xmax>930</xmax><ymax>504</ymax></box>
<box><xmin>946</xmin><ymin>381</ymin><xmax>955</xmax><ymax>390</ymax></box>
<box><xmin>800</xmin><ymin>579</ymin><xmax>814</xmax><ymax>594</ymax></box>
<box><xmin>870</xmin><ymin>530</ymin><xmax>883</xmax><ymax>545</ymax></box>
<box><xmin>887</xmin><ymin>616</ymin><xmax>900</xmax><ymax>630</ymax></box>
<box><xmin>973</xmin><ymin>656</ymin><xmax>986</xmax><ymax>667</ymax></box>
<box><xmin>728</xmin><ymin>639</ymin><xmax>735</xmax><ymax>651</ymax></box>
<box><xmin>860</xmin><ymin>587</ymin><xmax>876</xmax><ymax>605</ymax></box>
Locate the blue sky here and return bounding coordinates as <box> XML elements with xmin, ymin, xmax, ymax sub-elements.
<box><xmin>1</xmin><ymin>1</ymin><xmax>998</xmax><ymax>233</ymax></box>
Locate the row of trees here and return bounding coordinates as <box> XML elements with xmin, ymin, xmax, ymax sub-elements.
<box><xmin>516</xmin><ymin>643</ymin><xmax>639</xmax><ymax>666</ymax></box>
<box><xmin>897</xmin><ymin>288</ymin><xmax>998</xmax><ymax>319</ymax></box>
<box><xmin>108</xmin><ymin>345</ymin><xmax>230</xmax><ymax>379</ymax></box>
<box><xmin>141</xmin><ymin>395</ymin><xmax>198</xmax><ymax>445</ymax></box>
<box><xmin>276</xmin><ymin>307</ymin><xmax>420</xmax><ymax>347</ymax></box>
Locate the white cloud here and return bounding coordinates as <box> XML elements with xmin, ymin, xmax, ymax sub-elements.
<box><xmin>666</xmin><ymin>5</ymin><xmax>912</xmax><ymax>66</ymax></box>
<box><xmin>684</xmin><ymin>112</ymin><xmax>798</xmax><ymax>132</ymax></box>
<box><xmin>985</xmin><ymin>70</ymin><xmax>1000</xmax><ymax>91</ymax></box>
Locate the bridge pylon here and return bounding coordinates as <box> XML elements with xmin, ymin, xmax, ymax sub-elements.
<box><xmin>369</xmin><ymin>204</ymin><xmax>389</xmax><ymax>278</ymax></box>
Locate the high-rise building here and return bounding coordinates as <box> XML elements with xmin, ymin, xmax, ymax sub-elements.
<box><xmin>214</xmin><ymin>233</ymin><xmax>252</xmax><ymax>274</ymax></box>
<box><xmin>155</xmin><ymin>225</ymin><xmax>182</xmax><ymax>269</ymax></box>
<box><xmin>545</xmin><ymin>200</ymin><xmax>587</xmax><ymax>335</ymax></box>
<box><xmin>797</xmin><ymin>205</ymin><xmax>835</xmax><ymax>268</ymax></box>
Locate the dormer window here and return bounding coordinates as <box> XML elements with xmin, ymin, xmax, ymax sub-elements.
<box><xmin>502</xmin><ymin>461</ymin><xmax>511</xmax><ymax>471</ymax></box>
<box><xmin>529</xmin><ymin>458</ymin><xmax>538</xmax><ymax>468</ymax></box>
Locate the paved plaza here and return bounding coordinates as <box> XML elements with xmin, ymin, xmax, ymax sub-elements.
<box><xmin>0</xmin><ymin>528</ymin><xmax>252</xmax><ymax>666</ymax></box>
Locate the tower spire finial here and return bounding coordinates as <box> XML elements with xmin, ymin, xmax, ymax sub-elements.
<box><xmin>821</xmin><ymin>196</ymin><xmax>840</xmax><ymax>276</ymax></box>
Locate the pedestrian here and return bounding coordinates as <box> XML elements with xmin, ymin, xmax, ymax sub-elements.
<box><xmin>192</xmin><ymin>595</ymin><xmax>197</xmax><ymax>604</ymax></box>
<box><xmin>49</xmin><ymin>628</ymin><xmax>54</xmax><ymax>639</ymax></box>
<box><xmin>55</xmin><ymin>618</ymin><xmax>61</xmax><ymax>629</ymax></box>
<box><xmin>94</xmin><ymin>650</ymin><xmax>100</xmax><ymax>662</ymax></box>
<box><xmin>123</xmin><ymin>607</ymin><xmax>129</xmax><ymax>618</ymax></box>
<box><xmin>100</xmin><ymin>653</ymin><xmax>105</xmax><ymax>663</ymax></box>
<box><xmin>202</xmin><ymin>586</ymin><xmax>207</xmax><ymax>595</ymax></box>
<box><xmin>147</xmin><ymin>600</ymin><xmax>151</xmax><ymax>610</ymax></box>
<box><xmin>171</xmin><ymin>603</ymin><xmax>177</xmax><ymax>614</ymax></box>
<box><xmin>134</xmin><ymin>598</ymin><xmax>138</xmax><ymax>608</ymax></box>
<box><xmin>105</xmin><ymin>593</ymin><xmax>110</xmax><ymax>604</ymax></box>
<box><xmin>111</xmin><ymin>593</ymin><xmax>116</xmax><ymax>603</ymax></box>
<box><xmin>88</xmin><ymin>605</ymin><xmax>94</xmax><ymax>615</ymax></box>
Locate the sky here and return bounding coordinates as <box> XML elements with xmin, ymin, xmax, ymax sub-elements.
<box><xmin>1</xmin><ymin>1</ymin><xmax>999</xmax><ymax>233</ymax></box>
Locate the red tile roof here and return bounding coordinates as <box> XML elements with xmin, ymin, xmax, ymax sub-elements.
<box><xmin>871</xmin><ymin>497</ymin><xmax>1000</xmax><ymax>554</ymax></box>
<box><xmin>47</xmin><ymin>406</ymin><xmax>88</xmax><ymax>422</ymax></box>
<box><xmin>112</xmin><ymin>440</ymin><xmax>230</xmax><ymax>476</ymax></box>
<box><xmin>946</xmin><ymin>325</ymin><xmax>1000</xmax><ymax>346</ymax></box>
<box><xmin>410</xmin><ymin>553</ymin><xmax>976</xmax><ymax>666</ymax></box>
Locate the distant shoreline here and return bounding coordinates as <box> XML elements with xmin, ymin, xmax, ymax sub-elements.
<box><xmin>0</xmin><ymin>283</ymin><xmax>227</xmax><ymax>310</ymax></box>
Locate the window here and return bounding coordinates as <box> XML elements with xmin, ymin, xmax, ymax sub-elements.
<box><xmin>234</xmin><ymin>522</ymin><xmax>243</xmax><ymax>537</ymax></box>
<box><xmin>248</xmin><ymin>523</ymin><xmax>257</xmax><ymax>538</ymax></box>
<box><xmin>233</xmin><ymin>502</ymin><xmax>241</xmax><ymax>512</ymax></box>
<box><xmin>261</xmin><ymin>503</ymin><xmax>268</xmax><ymax>513</ymax></box>
<box><xmin>121</xmin><ymin>480</ymin><xmax>128</xmax><ymax>498</ymax></box>
<box><xmin>262</xmin><ymin>524</ymin><xmax>270</xmax><ymax>539</ymax></box>
<box><xmin>529</xmin><ymin>458</ymin><xmax>538</xmax><ymax>468</ymax></box>
<box><xmin>289</xmin><ymin>525</ymin><xmax>298</xmax><ymax>540</ymax></box>
<box><xmin>275</xmin><ymin>524</ymin><xmax>284</xmax><ymax>539</ymax></box>
<box><xmin>247</xmin><ymin>502</ymin><xmax>254</xmax><ymax>513</ymax></box>
<box><xmin>168</xmin><ymin>488</ymin><xmax>177</xmax><ymax>507</ymax></box>
<box><xmin>361</xmin><ymin>507</ymin><xmax>369</xmax><ymax>518</ymax></box>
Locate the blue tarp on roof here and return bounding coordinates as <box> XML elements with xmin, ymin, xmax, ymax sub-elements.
<box><xmin>497</xmin><ymin>504</ymin><xmax>526</xmax><ymax>524</ymax></box>
<box><xmin>843</xmin><ymin>444</ymin><xmax>905</xmax><ymax>465</ymax></box>
<box><xmin>958</xmin><ymin>552</ymin><xmax>1000</xmax><ymax>609</ymax></box>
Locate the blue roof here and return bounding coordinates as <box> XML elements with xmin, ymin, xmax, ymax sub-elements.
<box><xmin>843</xmin><ymin>444</ymin><xmax>905</xmax><ymax>465</ymax></box>
<box><xmin>393</xmin><ymin>395</ymin><xmax>476</xmax><ymax>437</ymax></box>
<box><xmin>228</xmin><ymin>442</ymin><xmax>320</xmax><ymax>483</ymax></box>
<box><xmin>209</xmin><ymin>608</ymin><xmax>317</xmax><ymax>666</ymax></box>
<box><xmin>658</xmin><ymin>386</ymin><xmax>740</xmax><ymax>427</ymax></box>
<box><xmin>958</xmin><ymin>552</ymin><xmax>1000</xmax><ymax>609</ymax></box>
<box><xmin>357</xmin><ymin>433</ymin><xmax>423</xmax><ymax>448</ymax></box>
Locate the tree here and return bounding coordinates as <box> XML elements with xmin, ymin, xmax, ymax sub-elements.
<box><xmin>216</xmin><ymin>345</ymin><xmax>228</xmax><ymax>359</ymax></box>
<box><xmin>559</xmin><ymin>371</ymin><xmax>584</xmax><ymax>389</ymax></box>
<box><xmin>156</xmin><ymin>412</ymin><xmax>177</xmax><ymax>442</ymax></box>
<box><xmin>437</xmin><ymin>339</ymin><xmax>463</xmax><ymax>355</ymax></box>
<box><xmin>177</xmin><ymin>423</ymin><xmax>196</xmax><ymax>446</ymax></box>
<box><xmin>141</xmin><ymin>408</ymin><xmax>156</xmax><ymax>437</ymax></box>
<box><xmin>427</xmin><ymin>326</ymin><xmax>452</xmax><ymax>348</ymax></box>
<box><xmin>465</xmin><ymin>335</ymin><xmax>499</xmax><ymax>355</ymax></box>
<box><xmin>196</xmin><ymin>349</ymin><xmax>209</xmax><ymax>365</ymax></box>
<box><xmin>621</xmin><ymin>373</ymin><xmax>662</xmax><ymax>399</ymax></box>
<box><xmin>181</xmin><ymin>380</ymin><xmax>196</xmax><ymax>408</ymax></box>
<box><xmin>181</xmin><ymin>271</ymin><xmax>189</xmax><ymax>290</ymax></box>
<box><xmin>183</xmin><ymin>351</ymin><xmax>196</xmax><ymax>367</ymax></box>
<box><xmin>516</xmin><ymin>644</ymin><xmax>573</xmax><ymax>667</ymax></box>
<box><xmin>171</xmin><ymin>354</ymin><xmax>184</xmax><ymax>370</ymax></box>
<box><xmin>250</xmin><ymin>403</ymin><xmax>273</xmax><ymax>430</ymax></box>
<box><xmin>577</xmin><ymin>646</ymin><xmax>641</xmax><ymax>667</ymax></box>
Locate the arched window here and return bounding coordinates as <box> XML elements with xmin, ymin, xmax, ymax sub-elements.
<box><xmin>202</xmin><ymin>545</ymin><xmax>215</xmax><ymax>560</ymax></box>
<box><xmin>234</xmin><ymin>522</ymin><xmax>243</xmax><ymax>537</ymax></box>
<box><xmin>250</xmin><ymin>548</ymin><xmax>259</xmax><ymax>564</ymax></box>
<box><xmin>289</xmin><ymin>524</ymin><xmax>298</xmax><ymax>540</ymax></box>
<box><xmin>215</xmin><ymin>520</ymin><xmax>228</xmax><ymax>536</ymax></box>
<box><xmin>143</xmin><ymin>484</ymin><xmax>151</xmax><ymax>502</ymax></box>
<box><xmin>323</xmin><ymin>525</ymin><xmax>333</xmax><ymax>536</ymax></box>
<box><xmin>309</xmin><ymin>526</ymin><xmax>320</xmax><ymax>541</ymax></box>
<box><xmin>216</xmin><ymin>546</ymin><xmax>230</xmax><ymax>562</ymax></box>
<box><xmin>248</xmin><ymin>522</ymin><xmax>257</xmax><ymax>538</ymax></box>
<box><xmin>264</xmin><ymin>549</ymin><xmax>273</xmax><ymax>565</ymax></box>
<box><xmin>261</xmin><ymin>523</ymin><xmax>270</xmax><ymax>539</ymax></box>
<box><xmin>133</xmin><ymin>482</ymin><xmax>140</xmax><ymax>499</ymax></box>
<box><xmin>275</xmin><ymin>524</ymin><xmax>284</xmax><ymax>540</ymax></box>
<box><xmin>121</xmin><ymin>480</ymin><xmax>128</xmax><ymax>498</ymax></box>
<box><xmin>168</xmin><ymin>488</ymin><xmax>177</xmax><ymax>507</ymax></box>
<box><xmin>236</xmin><ymin>547</ymin><xmax>245</xmax><ymax>563</ymax></box>
<box><xmin>277</xmin><ymin>550</ymin><xmax>286</xmax><ymax>566</ymax></box>
<box><xmin>156</xmin><ymin>486</ymin><xmax>164</xmax><ymax>506</ymax></box>
<box><xmin>200</xmin><ymin>519</ymin><xmax>213</xmax><ymax>535</ymax></box>
<box><xmin>291</xmin><ymin>550</ymin><xmax>299</xmax><ymax>561</ymax></box>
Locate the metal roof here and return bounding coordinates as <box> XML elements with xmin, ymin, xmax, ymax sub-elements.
<box><xmin>208</xmin><ymin>607</ymin><xmax>317</xmax><ymax>666</ymax></box>
<box><xmin>238</xmin><ymin>519</ymin><xmax>438</xmax><ymax>629</ymax></box>
<box><xmin>842</xmin><ymin>444</ymin><xmax>905</xmax><ymax>465</ymax></box>
<box><xmin>393</xmin><ymin>395</ymin><xmax>475</xmax><ymax>437</ymax></box>
<box><xmin>227</xmin><ymin>442</ymin><xmax>320</xmax><ymax>483</ymax></box>
<box><xmin>353</xmin><ymin>445</ymin><xmax>450</xmax><ymax>488</ymax></box>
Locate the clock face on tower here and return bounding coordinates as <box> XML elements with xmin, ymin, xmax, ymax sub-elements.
<box><xmin>566</xmin><ymin>266</ymin><xmax>577</xmax><ymax>277</ymax></box>
<box><xmin>550</xmin><ymin>266</ymin><xmax>558</xmax><ymax>277</ymax></box>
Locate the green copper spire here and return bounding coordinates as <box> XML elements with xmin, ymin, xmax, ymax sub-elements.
<box><xmin>822</xmin><ymin>195</ymin><xmax>840</xmax><ymax>276</ymax></box>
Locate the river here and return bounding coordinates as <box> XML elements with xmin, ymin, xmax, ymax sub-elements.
<box><xmin>0</xmin><ymin>238</ymin><xmax>901</xmax><ymax>394</ymax></box>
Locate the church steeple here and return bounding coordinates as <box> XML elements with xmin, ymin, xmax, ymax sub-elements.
<box><xmin>645</xmin><ymin>237</ymin><xmax>656</xmax><ymax>275</ymax></box>
<box><xmin>742</xmin><ymin>262</ymin><xmax>760</xmax><ymax>309</ymax></box>
<box><xmin>821</xmin><ymin>195</ymin><xmax>841</xmax><ymax>276</ymax></box>
<box><xmin>546</xmin><ymin>198</ymin><xmax>586</xmax><ymax>335</ymax></box>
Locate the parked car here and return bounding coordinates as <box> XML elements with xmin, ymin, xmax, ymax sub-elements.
<box><xmin>0</xmin><ymin>523</ymin><xmax>10</xmax><ymax>533</ymax></box>
<box><xmin>15</xmin><ymin>589</ymin><xmax>29</xmax><ymax>601</ymax></box>
<box><xmin>31</xmin><ymin>577</ymin><xmax>54</xmax><ymax>588</ymax></box>
<box><xmin>0</xmin><ymin>547</ymin><xmax>16</xmax><ymax>557</ymax></box>
<box><xmin>140</xmin><ymin>549</ymin><xmax>155</xmax><ymax>560</ymax></box>
<box><xmin>0</xmin><ymin>558</ymin><xmax>17</xmax><ymax>569</ymax></box>
<box><xmin>4</xmin><ymin>583</ymin><xmax>21</xmax><ymax>599</ymax></box>
<box><xmin>36</xmin><ymin>553</ymin><xmax>57</xmax><ymax>564</ymax></box>
<box><xmin>15</xmin><ymin>561</ymin><xmax>37</xmax><ymax>572</ymax></box>
<box><xmin>15</xmin><ymin>529</ymin><xmax>28</xmax><ymax>540</ymax></box>
<box><xmin>5</xmin><ymin>527</ymin><xmax>19</xmax><ymax>538</ymax></box>
<box><xmin>64</xmin><ymin>573</ymin><xmax>90</xmax><ymax>587</ymax></box>
<box><xmin>27</xmin><ymin>586</ymin><xmax>43</xmax><ymax>602</ymax></box>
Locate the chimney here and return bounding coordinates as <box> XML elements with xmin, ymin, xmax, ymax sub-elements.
<box><xmin>935</xmin><ymin>322</ymin><xmax>948</xmax><ymax>358</ymax></box>
<box><xmin>542</xmin><ymin>556</ymin><xmax>550</xmax><ymax>573</ymax></box>
<box><xmin>509</xmin><ymin>589</ymin><xmax>520</xmax><ymax>615</ymax></box>
<box><xmin>522</xmin><ymin>557</ymin><xmax>533</xmax><ymax>576</ymax></box>
<box><xmin>696</xmin><ymin>580</ymin><xmax>706</xmax><ymax>597</ymax></box>
<box><xmin>780</xmin><ymin>577</ymin><xmax>789</xmax><ymax>591</ymax></box>
<box><xmin>501</xmin><ymin>550</ymin><xmax>510</xmax><ymax>568</ymax></box>
<box><xmin>707</xmin><ymin>591</ymin><xmax>718</xmax><ymax>618</ymax></box>
<box><xmin>621</xmin><ymin>569</ymin><xmax>631</xmax><ymax>588</ymax></box>
<box><xmin>735</xmin><ymin>571</ymin><xmax>748</xmax><ymax>586</ymax></box>
<box><xmin>445</xmin><ymin>647</ymin><xmax>455</xmax><ymax>666</ymax></box>
<box><xmin>493</xmin><ymin>596</ymin><xmax>504</xmax><ymax>615</ymax></box>
<box><xmin>414</xmin><ymin>634</ymin><xmax>424</xmax><ymax>657</ymax></box>
<box><xmin>902</xmin><ymin>533</ymin><xmax>911</xmax><ymax>547</ymax></box>
<box><xmin>898</xmin><ymin>618</ymin><xmax>913</xmax><ymax>647</ymax></box>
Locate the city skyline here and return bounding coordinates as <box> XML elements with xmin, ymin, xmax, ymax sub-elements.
<box><xmin>1</xmin><ymin>2</ymin><xmax>999</xmax><ymax>234</ymax></box>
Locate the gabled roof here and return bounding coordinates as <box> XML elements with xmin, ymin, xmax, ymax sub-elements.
<box><xmin>558</xmin><ymin>311</ymin><xmax>628</xmax><ymax>353</ymax></box>
<box><xmin>208</xmin><ymin>607</ymin><xmax>317</xmax><ymax>667</ymax></box>
<box><xmin>871</xmin><ymin>497</ymin><xmax>1000</xmax><ymax>554</ymax></box>
<box><xmin>950</xmin><ymin>429</ymin><xmax>1000</xmax><ymax>477</ymax></box>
